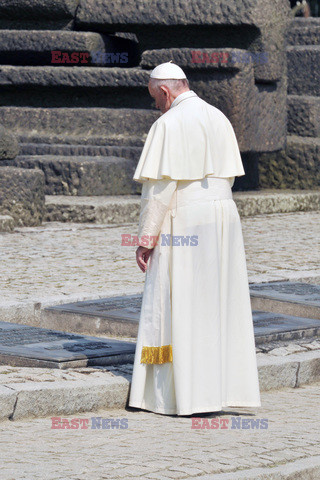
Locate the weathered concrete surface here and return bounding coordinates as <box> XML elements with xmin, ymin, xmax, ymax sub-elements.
<box><xmin>287</xmin><ymin>95</ymin><xmax>320</xmax><ymax>138</ymax></box>
<box><xmin>287</xmin><ymin>46</ymin><xmax>320</xmax><ymax>96</ymax></box>
<box><xmin>45</xmin><ymin>195</ymin><xmax>141</xmax><ymax>223</ymax></box>
<box><xmin>258</xmin><ymin>138</ymin><xmax>320</xmax><ymax>190</ymax></box>
<box><xmin>44</xmin><ymin>190</ymin><xmax>320</xmax><ymax>224</ymax></box>
<box><xmin>0</xmin><ymin>0</ymin><xmax>79</xmax><ymax>30</ymax></box>
<box><xmin>19</xmin><ymin>143</ymin><xmax>143</xmax><ymax>160</ymax></box>
<box><xmin>0</xmin><ymin>167</ymin><xmax>45</xmax><ymax>226</ymax></box>
<box><xmin>0</xmin><ymin>30</ymin><xmax>139</xmax><ymax>67</ymax></box>
<box><xmin>2</xmin><ymin>156</ymin><xmax>139</xmax><ymax>196</ymax></box>
<box><xmin>0</xmin><ymin>215</ymin><xmax>14</xmax><ymax>232</ymax></box>
<box><xmin>0</xmin><ymin>62</ymin><xmax>286</xmax><ymax>153</ymax></box>
<box><xmin>76</xmin><ymin>0</ymin><xmax>290</xmax><ymax>82</ymax></box>
<box><xmin>0</xmin><ymin>107</ymin><xmax>157</xmax><ymax>142</ymax></box>
<box><xmin>0</xmin><ymin>125</ymin><xmax>19</xmax><ymax>160</ymax></box>
<box><xmin>287</xmin><ymin>17</ymin><xmax>320</xmax><ymax>46</ymax></box>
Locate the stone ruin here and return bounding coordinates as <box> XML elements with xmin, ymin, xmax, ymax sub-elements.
<box><xmin>0</xmin><ymin>0</ymin><xmax>319</xmax><ymax>228</ymax></box>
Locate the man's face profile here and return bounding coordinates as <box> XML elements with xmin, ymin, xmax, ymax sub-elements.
<box><xmin>148</xmin><ymin>81</ymin><xmax>172</xmax><ymax>114</ymax></box>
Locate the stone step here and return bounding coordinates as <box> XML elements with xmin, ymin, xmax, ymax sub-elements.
<box><xmin>286</xmin><ymin>18</ymin><xmax>320</xmax><ymax>46</ymax></box>
<box><xmin>287</xmin><ymin>45</ymin><xmax>320</xmax><ymax>96</ymax></box>
<box><xmin>287</xmin><ymin>95</ymin><xmax>320</xmax><ymax>137</ymax></box>
<box><xmin>1</xmin><ymin>156</ymin><xmax>139</xmax><ymax>196</ymax></box>
<box><xmin>250</xmin><ymin>282</ymin><xmax>320</xmax><ymax>321</ymax></box>
<box><xmin>0</xmin><ymin>30</ymin><xmax>139</xmax><ymax>66</ymax></box>
<box><xmin>19</xmin><ymin>143</ymin><xmax>142</xmax><ymax>160</ymax></box>
<box><xmin>43</xmin><ymin>189</ymin><xmax>320</xmax><ymax>224</ymax></box>
<box><xmin>41</xmin><ymin>283</ymin><xmax>320</xmax><ymax>340</ymax></box>
<box><xmin>0</xmin><ymin>62</ymin><xmax>287</xmax><ymax>154</ymax></box>
<box><xmin>0</xmin><ymin>107</ymin><xmax>157</xmax><ymax>141</ymax></box>
<box><xmin>45</xmin><ymin>195</ymin><xmax>141</xmax><ymax>223</ymax></box>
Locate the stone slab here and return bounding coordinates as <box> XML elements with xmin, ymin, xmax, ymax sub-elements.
<box><xmin>0</xmin><ymin>321</ymin><xmax>135</xmax><ymax>369</ymax></box>
<box><xmin>0</xmin><ymin>125</ymin><xmax>19</xmax><ymax>160</ymax></box>
<box><xmin>258</xmin><ymin>137</ymin><xmax>320</xmax><ymax>189</ymax></box>
<box><xmin>0</xmin><ymin>166</ymin><xmax>45</xmax><ymax>227</ymax></box>
<box><xmin>44</xmin><ymin>190</ymin><xmax>320</xmax><ymax>224</ymax></box>
<box><xmin>76</xmin><ymin>0</ymin><xmax>290</xmax><ymax>81</ymax></box>
<box><xmin>0</xmin><ymin>0</ymin><xmax>79</xmax><ymax>30</ymax></box>
<box><xmin>19</xmin><ymin>143</ymin><xmax>142</xmax><ymax>161</ymax></box>
<box><xmin>43</xmin><ymin>293</ymin><xmax>320</xmax><ymax>342</ymax></box>
<box><xmin>0</xmin><ymin>30</ymin><xmax>139</xmax><ymax>67</ymax></box>
<box><xmin>0</xmin><ymin>215</ymin><xmax>14</xmax><ymax>232</ymax></box>
<box><xmin>6</xmin><ymin>375</ymin><xmax>130</xmax><ymax>421</ymax></box>
<box><xmin>287</xmin><ymin>17</ymin><xmax>320</xmax><ymax>46</ymax></box>
<box><xmin>0</xmin><ymin>107</ymin><xmax>156</xmax><ymax>141</ymax></box>
<box><xmin>0</xmin><ymin>64</ymin><xmax>286</xmax><ymax>153</ymax></box>
<box><xmin>287</xmin><ymin>95</ymin><xmax>320</xmax><ymax>138</ymax></box>
<box><xmin>250</xmin><ymin>281</ymin><xmax>320</xmax><ymax>320</ymax></box>
<box><xmin>2</xmin><ymin>155</ymin><xmax>139</xmax><ymax>196</ymax></box>
<box><xmin>287</xmin><ymin>46</ymin><xmax>320</xmax><ymax>96</ymax></box>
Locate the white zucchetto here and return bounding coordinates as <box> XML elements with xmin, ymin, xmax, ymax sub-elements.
<box><xmin>149</xmin><ymin>61</ymin><xmax>187</xmax><ymax>80</ymax></box>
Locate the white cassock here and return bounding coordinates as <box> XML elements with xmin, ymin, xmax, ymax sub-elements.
<box><xmin>128</xmin><ymin>90</ymin><xmax>261</xmax><ymax>415</ymax></box>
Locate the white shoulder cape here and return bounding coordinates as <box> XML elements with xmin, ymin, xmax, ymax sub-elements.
<box><xmin>133</xmin><ymin>92</ymin><xmax>245</xmax><ymax>183</ymax></box>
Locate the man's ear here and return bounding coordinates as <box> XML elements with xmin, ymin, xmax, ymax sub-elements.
<box><xmin>160</xmin><ymin>85</ymin><xmax>169</xmax><ymax>96</ymax></box>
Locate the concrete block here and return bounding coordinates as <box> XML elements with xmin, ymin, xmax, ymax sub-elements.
<box><xmin>288</xmin><ymin>95</ymin><xmax>320</xmax><ymax>138</ymax></box>
<box><xmin>287</xmin><ymin>46</ymin><xmax>320</xmax><ymax>96</ymax></box>
<box><xmin>0</xmin><ymin>166</ymin><xmax>45</xmax><ymax>226</ymax></box>
<box><xmin>0</xmin><ymin>125</ymin><xmax>19</xmax><ymax>160</ymax></box>
<box><xmin>2</xmin><ymin>155</ymin><xmax>139</xmax><ymax>196</ymax></box>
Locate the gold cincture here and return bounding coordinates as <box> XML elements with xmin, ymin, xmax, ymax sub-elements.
<box><xmin>140</xmin><ymin>344</ymin><xmax>173</xmax><ymax>364</ymax></box>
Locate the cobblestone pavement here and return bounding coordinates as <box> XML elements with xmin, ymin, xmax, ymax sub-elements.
<box><xmin>0</xmin><ymin>382</ymin><xmax>319</xmax><ymax>480</ymax></box>
<box><xmin>0</xmin><ymin>211</ymin><xmax>319</xmax><ymax>308</ymax></box>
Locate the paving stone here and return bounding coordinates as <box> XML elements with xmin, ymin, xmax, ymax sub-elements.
<box><xmin>1</xmin><ymin>383</ymin><xmax>320</xmax><ymax>478</ymax></box>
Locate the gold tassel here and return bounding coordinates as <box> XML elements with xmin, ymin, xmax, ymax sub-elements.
<box><xmin>140</xmin><ymin>344</ymin><xmax>173</xmax><ymax>364</ymax></box>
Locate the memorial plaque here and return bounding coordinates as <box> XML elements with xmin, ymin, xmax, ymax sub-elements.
<box><xmin>0</xmin><ymin>321</ymin><xmax>136</xmax><ymax>369</ymax></box>
<box><xmin>45</xmin><ymin>292</ymin><xmax>320</xmax><ymax>346</ymax></box>
<box><xmin>250</xmin><ymin>281</ymin><xmax>320</xmax><ymax>320</ymax></box>
<box><xmin>46</xmin><ymin>294</ymin><xmax>142</xmax><ymax>323</ymax></box>
<box><xmin>250</xmin><ymin>282</ymin><xmax>320</xmax><ymax>306</ymax></box>
<box><xmin>253</xmin><ymin>311</ymin><xmax>320</xmax><ymax>337</ymax></box>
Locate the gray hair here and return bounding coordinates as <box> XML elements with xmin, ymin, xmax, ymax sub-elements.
<box><xmin>149</xmin><ymin>78</ymin><xmax>189</xmax><ymax>93</ymax></box>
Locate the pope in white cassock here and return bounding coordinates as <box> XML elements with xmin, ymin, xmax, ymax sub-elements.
<box><xmin>128</xmin><ymin>61</ymin><xmax>261</xmax><ymax>416</ymax></box>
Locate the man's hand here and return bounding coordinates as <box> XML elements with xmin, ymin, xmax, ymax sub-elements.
<box><xmin>136</xmin><ymin>246</ymin><xmax>153</xmax><ymax>273</ymax></box>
